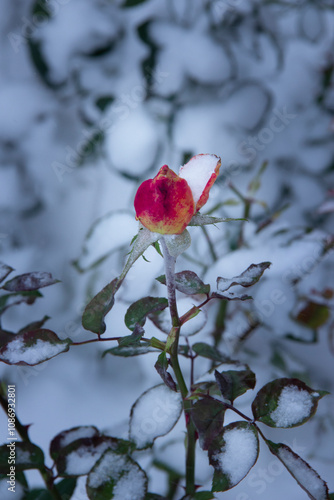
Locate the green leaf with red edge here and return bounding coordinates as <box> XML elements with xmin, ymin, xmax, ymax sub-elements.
<box><xmin>0</xmin><ymin>328</ymin><xmax>15</xmax><ymax>348</ymax></box>
<box><xmin>0</xmin><ymin>290</ymin><xmax>43</xmax><ymax>315</ymax></box>
<box><xmin>192</xmin><ymin>342</ymin><xmax>230</xmax><ymax>363</ymax></box>
<box><xmin>118</xmin><ymin>323</ymin><xmax>145</xmax><ymax>347</ymax></box>
<box><xmin>86</xmin><ymin>449</ymin><xmax>148</xmax><ymax>500</ymax></box>
<box><xmin>0</xmin><ymin>442</ymin><xmax>45</xmax><ymax>473</ymax></box>
<box><xmin>18</xmin><ymin>315</ymin><xmax>50</xmax><ymax>334</ymax></box>
<box><xmin>2</xmin><ymin>272</ymin><xmax>60</xmax><ymax>291</ymax></box>
<box><xmin>82</xmin><ymin>278</ymin><xmax>119</xmax><ymax>335</ymax></box>
<box><xmin>193</xmin><ymin>492</ymin><xmax>216</xmax><ymax>500</ymax></box>
<box><xmin>209</xmin><ymin>421</ymin><xmax>259</xmax><ymax>492</ymax></box>
<box><xmin>0</xmin><ymin>329</ymin><xmax>71</xmax><ymax>366</ymax></box>
<box><xmin>294</xmin><ymin>301</ymin><xmax>330</xmax><ymax>329</ymax></box>
<box><xmin>217</xmin><ymin>262</ymin><xmax>271</xmax><ymax>293</ymax></box>
<box><xmin>125</xmin><ymin>297</ymin><xmax>168</xmax><ymax>331</ymax></box>
<box><xmin>191</xmin><ymin>397</ymin><xmax>226</xmax><ymax>450</ymax></box>
<box><xmin>0</xmin><ymin>262</ymin><xmax>14</xmax><ymax>283</ymax></box>
<box><xmin>266</xmin><ymin>440</ymin><xmax>329</xmax><ymax>500</ymax></box>
<box><xmin>154</xmin><ymin>351</ymin><xmax>177</xmax><ymax>392</ymax></box>
<box><xmin>50</xmin><ymin>426</ymin><xmax>100</xmax><ymax>461</ymax></box>
<box><xmin>157</xmin><ymin>270</ymin><xmax>210</xmax><ymax>296</ymax></box>
<box><xmin>214</xmin><ymin>367</ymin><xmax>256</xmax><ymax>404</ymax></box>
<box><xmin>103</xmin><ymin>343</ymin><xmax>157</xmax><ymax>357</ymax></box>
<box><xmin>252</xmin><ymin>378</ymin><xmax>329</xmax><ymax>428</ymax></box>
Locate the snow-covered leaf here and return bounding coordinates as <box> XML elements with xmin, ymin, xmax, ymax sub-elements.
<box><xmin>157</xmin><ymin>270</ymin><xmax>210</xmax><ymax>296</ymax></box>
<box><xmin>52</xmin><ymin>434</ymin><xmax>132</xmax><ymax>477</ymax></box>
<box><xmin>82</xmin><ymin>278</ymin><xmax>119</xmax><ymax>335</ymax></box>
<box><xmin>188</xmin><ymin>214</ymin><xmax>246</xmax><ymax>226</ymax></box>
<box><xmin>0</xmin><ymin>262</ymin><xmax>14</xmax><ymax>283</ymax></box>
<box><xmin>154</xmin><ymin>351</ymin><xmax>177</xmax><ymax>392</ymax></box>
<box><xmin>2</xmin><ymin>272</ymin><xmax>60</xmax><ymax>292</ymax></box>
<box><xmin>211</xmin><ymin>290</ymin><xmax>252</xmax><ymax>301</ymax></box>
<box><xmin>129</xmin><ymin>384</ymin><xmax>182</xmax><ymax>449</ymax></box>
<box><xmin>217</xmin><ymin>262</ymin><xmax>271</xmax><ymax>292</ymax></box>
<box><xmin>0</xmin><ymin>442</ymin><xmax>44</xmax><ymax>473</ymax></box>
<box><xmin>214</xmin><ymin>367</ymin><xmax>256</xmax><ymax>404</ymax></box>
<box><xmin>209</xmin><ymin>421</ymin><xmax>259</xmax><ymax>491</ymax></box>
<box><xmin>86</xmin><ymin>449</ymin><xmax>147</xmax><ymax>500</ymax></box>
<box><xmin>0</xmin><ymin>330</ymin><xmax>71</xmax><ymax>366</ymax></box>
<box><xmin>50</xmin><ymin>426</ymin><xmax>100</xmax><ymax>461</ymax></box>
<box><xmin>252</xmin><ymin>378</ymin><xmax>329</xmax><ymax>428</ymax></box>
<box><xmin>119</xmin><ymin>225</ymin><xmax>161</xmax><ymax>282</ymax></box>
<box><xmin>191</xmin><ymin>398</ymin><xmax>226</xmax><ymax>450</ymax></box>
<box><xmin>82</xmin><ymin>225</ymin><xmax>161</xmax><ymax>335</ymax></box>
<box><xmin>267</xmin><ymin>441</ymin><xmax>329</xmax><ymax>500</ymax></box>
<box><xmin>125</xmin><ymin>297</ymin><xmax>168</xmax><ymax>331</ymax></box>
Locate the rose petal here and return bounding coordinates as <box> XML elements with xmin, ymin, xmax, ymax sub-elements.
<box><xmin>134</xmin><ymin>165</ymin><xmax>195</xmax><ymax>235</ymax></box>
<box><xmin>179</xmin><ymin>154</ymin><xmax>221</xmax><ymax>212</ymax></box>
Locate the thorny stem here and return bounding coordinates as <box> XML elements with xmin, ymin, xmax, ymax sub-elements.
<box><xmin>160</xmin><ymin>237</ymin><xmax>197</xmax><ymax>497</ymax></box>
<box><xmin>0</xmin><ymin>386</ymin><xmax>62</xmax><ymax>500</ymax></box>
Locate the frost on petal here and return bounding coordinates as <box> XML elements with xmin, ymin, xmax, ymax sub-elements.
<box><xmin>179</xmin><ymin>154</ymin><xmax>221</xmax><ymax>211</ymax></box>
<box><xmin>129</xmin><ymin>384</ymin><xmax>183</xmax><ymax>449</ymax></box>
<box><xmin>270</xmin><ymin>386</ymin><xmax>314</xmax><ymax>427</ymax></box>
<box><xmin>134</xmin><ymin>165</ymin><xmax>195</xmax><ymax>234</ymax></box>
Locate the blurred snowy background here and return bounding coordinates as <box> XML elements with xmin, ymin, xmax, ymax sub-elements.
<box><xmin>1</xmin><ymin>0</ymin><xmax>334</xmax><ymax>498</ymax></box>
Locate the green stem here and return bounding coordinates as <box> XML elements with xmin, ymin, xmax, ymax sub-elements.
<box><xmin>161</xmin><ymin>238</ymin><xmax>197</xmax><ymax>497</ymax></box>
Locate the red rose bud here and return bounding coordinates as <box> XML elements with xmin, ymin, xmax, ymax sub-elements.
<box><xmin>134</xmin><ymin>154</ymin><xmax>221</xmax><ymax>235</ymax></box>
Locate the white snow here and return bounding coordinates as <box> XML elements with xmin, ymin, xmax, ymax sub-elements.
<box><xmin>214</xmin><ymin>426</ymin><xmax>258</xmax><ymax>486</ymax></box>
<box><xmin>87</xmin><ymin>450</ymin><xmax>146</xmax><ymax>500</ymax></box>
<box><xmin>179</xmin><ymin>154</ymin><xmax>220</xmax><ymax>207</ymax></box>
<box><xmin>129</xmin><ymin>384</ymin><xmax>183</xmax><ymax>449</ymax></box>
<box><xmin>278</xmin><ymin>446</ymin><xmax>328</xmax><ymax>500</ymax></box>
<box><xmin>77</xmin><ymin>211</ymin><xmax>138</xmax><ymax>270</ymax></box>
<box><xmin>0</xmin><ymin>478</ymin><xmax>24</xmax><ymax>500</ymax></box>
<box><xmin>65</xmin><ymin>440</ymin><xmax>113</xmax><ymax>476</ymax></box>
<box><xmin>35</xmin><ymin>0</ymin><xmax>119</xmax><ymax>83</ymax></box>
<box><xmin>0</xmin><ymin>337</ymin><xmax>68</xmax><ymax>365</ymax></box>
<box><xmin>105</xmin><ymin>105</ymin><xmax>160</xmax><ymax>175</ymax></box>
<box><xmin>270</xmin><ymin>386</ymin><xmax>314</xmax><ymax>427</ymax></box>
<box><xmin>58</xmin><ymin>426</ymin><xmax>98</xmax><ymax>449</ymax></box>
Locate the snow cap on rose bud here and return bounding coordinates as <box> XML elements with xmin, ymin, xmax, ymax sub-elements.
<box><xmin>134</xmin><ymin>154</ymin><xmax>221</xmax><ymax>235</ymax></box>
